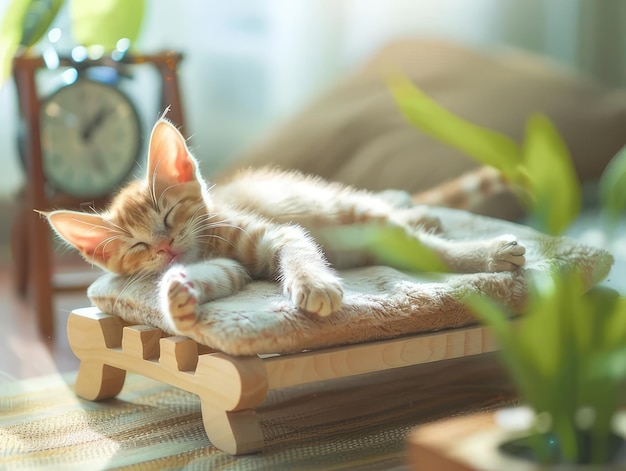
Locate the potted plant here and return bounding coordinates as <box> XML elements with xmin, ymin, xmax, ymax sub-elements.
<box><xmin>389</xmin><ymin>77</ymin><xmax>626</xmax><ymax>470</ymax></box>
<box><xmin>407</xmin><ymin>271</ymin><xmax>626</xmax><ymax>470</ymax></box>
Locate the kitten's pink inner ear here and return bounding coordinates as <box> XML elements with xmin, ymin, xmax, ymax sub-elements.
<box><xmin>47</xmin><ymin>211</ymin><xmax>117</xmax><ymax>265</ymax></box>
<box><xmin>148</xmin><ymin>120</ymin><xmax>196</xmax><ymax>184</ymax></box>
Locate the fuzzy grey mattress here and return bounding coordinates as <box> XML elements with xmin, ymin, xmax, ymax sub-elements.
<box><xmin>87</xmin><ymin>207</ymin><xmax>613</xmax><ymax>356</ymax></box>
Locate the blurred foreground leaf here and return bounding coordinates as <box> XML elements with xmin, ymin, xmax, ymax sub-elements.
<box><xmin>522</xmin><ymin>115</ymin><xmax>581</xmax><ymax>235</ymax></box>
<box><xmin>1</xmin><ymin>0</ymin><xmax>145</xmax><ymax>84</ymax></box>
<box><xmin>20</xmin><ymin>0</ymin><xmax>64</xmax><ymax>47</ymax></box>
<box><xmin>0</xmin><ymin>0</ymin><xmax>64</xmax><ymax>83</ymax></box>
<box><xmin>464</xmin><ymin>273</ymin><xmax>626</xmax><ymax>465</ymax></box>
<box><xmin>389</xmin><ymin>75</ymin><xmax>581</xmax><ymax>235</ymax></box>
<box><xmin>69</xmin><ymin>0</ymin><xmax>145</xmax><ymax>51</ymax></box>
<box><xmin>599</xmin><ymin>146</ymin><xmax>626</xmax><ymax>229</ymax></box>
<box><xmin>319</xmin><ymin>224</ymin><xmax>448</xmax><ymax>273</ymax></box>
<box><xmin>0</xmin><ymin>0</ymin><xmax>30</xmax><ymax>82</ymax></box>
<box><xmin>388</xmin><ymin>73</ymin><xmax>522</xmax><ymax>181</ymax></box>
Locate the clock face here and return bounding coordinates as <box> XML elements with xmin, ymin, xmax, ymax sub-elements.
<box><xmin>40</xmin><ymin>79</ymin><xmax>142</xmax><ymax>198</ymax></box>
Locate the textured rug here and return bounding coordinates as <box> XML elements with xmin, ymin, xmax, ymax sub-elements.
<box><xmin>0</xmin><ymin>352</ymin><xmax>516</xmax><ymax>470</ymax></box>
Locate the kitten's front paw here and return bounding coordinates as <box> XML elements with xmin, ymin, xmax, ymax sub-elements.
<box><xmin>487</xmin><ymin>235</ymin><xmax>526</xmax><ymax>272</ymax></box>
<box><xmin>284</xmin><ymin>275</ymin><xmax>344</xmax><ymax>317</ymax></box>
<box><xmin>162</xmin><ymin>270</ymin><xmax>199</xmax><ymax>331</ymax></box>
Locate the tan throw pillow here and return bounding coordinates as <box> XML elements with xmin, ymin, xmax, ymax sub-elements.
<box><xmin>219</xmin><ymin>39</ymin><xmax>626</xmax><ymax>220</ymax></box>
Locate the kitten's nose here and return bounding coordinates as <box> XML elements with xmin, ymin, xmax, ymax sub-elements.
<box><xmin>156</xmin><ymin>240</ymin><xmax>177</xmax><ymax>257</ymax></box>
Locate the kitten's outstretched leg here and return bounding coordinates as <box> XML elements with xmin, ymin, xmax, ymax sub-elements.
<box><xmin>483</xmin><ymin>234</ymin><xmax>526</xmax><ymax>272</ymax></box>
<box><xmin>283</xmin><ymin>269</ymin><xmax>344</xmax><ymax>317</ymax></box>
<box><xmin>418</xmin><ymin>232</ymin><xmax>526</xmax><ymax>273</ymax></box>
<box><xmin>276</xmin><ymin>232</ymin><xmax>344</xmax><ymax>317</ymax></box>
<box><xmin>160</xmin><ymin>259</ymin><xmax>251</xmax><ymax>331</ymax></box>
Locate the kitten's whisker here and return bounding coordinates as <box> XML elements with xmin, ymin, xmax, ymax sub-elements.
<box><xmin>194</xmin><ymin>233</ymin><xmax>238</xmax><ymax>249</ymax></box>
<box><xmin>114</xmin><ymin>271</ymin><xmax>153</xmax><ymax>311</ymax></box>
<box><xmin>202</xmin><ymin>222</ymin><xmax>251</xmax><ymax>239</ymax></box>
<box><xmin>92</xmin><ymin>235</ymin><xmax>122</xmax><ymax>265</ymax></box>
<box><xmin>66</xmin><ymin>217</ymin><xmax>130</xmax><ymax>245</ymax></box>
<box><xmin>101</xmin><ymin>219</ymin><xmax>131</xmax><ymax>236</ymax></box>
<box><xmin>157</xmin><ymin>183</ymin><xmax>180</xmax><ymax>210</ymax></box>
<box><xmin>186</xmin><ymin>216</ymin><xmax>251</xmax><ymax>246</ymax></box>
<box><xmin>68</xmin><ymin>218</ymin><xmax>125</xmax><ymax>236</ymax></box>
<box><xmin>150</xmin><ymin>163</ymin><xmax>161</xmax><ymax>210</ymax></box>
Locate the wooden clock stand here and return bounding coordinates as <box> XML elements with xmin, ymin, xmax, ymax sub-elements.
<box><xmin>11</xmin><ymin>51</ymin><xmax>185</xmax><ymax>338</ymax></box>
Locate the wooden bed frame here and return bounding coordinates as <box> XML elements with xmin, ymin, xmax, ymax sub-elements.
<box><xmin>67</xmin><ymin>307</ymin><xmax>500</xmax><ymax>455</ymax></box>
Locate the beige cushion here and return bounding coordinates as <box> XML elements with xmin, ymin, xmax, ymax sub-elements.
<box><xmin>88</xmin><ymin>208</ymin><xmax>612</xmax><ymax>356</ymax></box>
<box><xmin>219</xmin><ymin>39</ymin><xmax>626</xmax><ymax>220</ymax></box>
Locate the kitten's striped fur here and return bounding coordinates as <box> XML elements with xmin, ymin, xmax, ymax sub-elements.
<box><xmin>411</xmin><ymin>166</ymin><xmax>508</xmax><ymax>210</ymax></box>
<box><xmin>45</xmin><ymin>119</ymin><xmax>524</xmax><ymax>333</ymax></box>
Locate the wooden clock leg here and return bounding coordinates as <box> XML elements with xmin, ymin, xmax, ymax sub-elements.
<box><xmin>29</xmin><ymin>211</ymin><xmax>54</xmax><ymax>338</ymax></box>
<box><xmin>10</xmin><ymin>205</ymin><xmax>29</xmax><ymax>297</ymax></box>
<box><xmin>14</xmin><ymin>57</ymin><xmax>56</xmax><ymax>339</ymax></box>
<box><xmin>155</xmin><ymin>53</ymin><xmax>185</xmax><ymax>132</ymax></box>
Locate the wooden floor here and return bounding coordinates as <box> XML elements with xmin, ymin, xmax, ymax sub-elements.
<box><xmin>0</xmin><ymin>246</ymin><xmax>95</xmax><ymax>383</ymax></box>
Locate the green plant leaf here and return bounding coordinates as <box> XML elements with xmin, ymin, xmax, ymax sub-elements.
<box><xmin>599</xmin><ymin>146</ymin><xmax>626</xmax><ymax>229</ymax></box>
<box><xmin>0</xmin><ymin>0</ymin><xmax>31</xmax><ymax>82</ymax></box>
<box><xmin>464</xmin><ymin>292</ymin><xmax>513</xmax><ymax>342</ymax></box>
<box><xmin>522</xmin><ymin>114</ymin><xmax>581</xmax><ymax>235</ymax></box>
<box><xmin>69</xmin><ymin>0</ymin><xmax>145</xmax><ymax>50</ymax></box>
<box><xmin>20</xmin><ymin>0</ymin><xmax>64</xmax><ymax>47</ymax></box>
<box><xmin>463</xmin><ymin>293</ymin><xmax>543</xmax><ymax>406</ymax></box>
<box><xmin>318</xmin><ymin>224</ymin><xmax>448</xmax><ymax>273</ymax></box>
<box><xmin>388</xmin><ymin>73</ymin><xmax>522</xmax><ymax>181</ymax></box>
<box><xmin>600</xmin><ymin>295</ymin><xmax>626</xmax><ymax>351</ymax></box>
<box><xmin>465</xmin><ymin>270</ymin><xmax>626</xmax><ymax>465</ymax></box>
<box><xmin>516</xmin><ymin>309</ymin><xmax>560</xmax><ymax>380</ymax></box>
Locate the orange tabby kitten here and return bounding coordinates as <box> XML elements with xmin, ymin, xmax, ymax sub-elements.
<box><xmin>44</xmin><ymin>119</ymin><xmax>525</xmax><ymax>332</ymax></box>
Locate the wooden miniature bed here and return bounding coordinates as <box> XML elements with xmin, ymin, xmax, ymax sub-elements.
<box><xmin>69</xmin><ymin>208</ymin><xmax>613</xmax><ymax>455</ymax></box>
<box><xmin>67</xmin><ymin>307</ymin><xmax>499</xmax><ymax>455</ymax></box>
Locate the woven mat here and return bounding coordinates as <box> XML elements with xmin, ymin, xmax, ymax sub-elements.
<box><xmin>0</xmin><ymin>353</ymin><xmax>516</xmax><ymax>470</ymax></box>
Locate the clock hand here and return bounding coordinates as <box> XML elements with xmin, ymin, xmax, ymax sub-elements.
<box><xmin>81</xmin><ymin>107</ymin><xmax>112</xmax><ymax>141</ymax></box>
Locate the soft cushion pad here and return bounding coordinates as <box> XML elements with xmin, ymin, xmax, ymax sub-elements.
<box><xmin>88</xmin><ymin>208</ymin><xmax>613</xmax><ymax>356</ymax></box>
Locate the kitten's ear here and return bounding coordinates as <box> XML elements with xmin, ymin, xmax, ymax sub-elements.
<box><xmin>44</xmin><ymin>210</ymin><xmax>121</xmax><ymax>269</ymax></box>
<box><xmin>147</xmin><ymin>119</ymin><xmax>198</xmax><ymax>188</ymax></box>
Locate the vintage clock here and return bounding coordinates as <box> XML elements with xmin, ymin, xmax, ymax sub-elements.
<box><xmin>11</xmin><ymin>52</ymin><xmax>185</xmax><ymax>337</ymax></box>
<box><xmin>40</xmin><ymin>78</ymin><xmax>142</xmax><ymax>198</ymax></box>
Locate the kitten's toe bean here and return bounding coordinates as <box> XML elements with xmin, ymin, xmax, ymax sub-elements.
<box><xmin>488</xmin><ymin>235</ymin><xmax>526</xmax><ymax>272</ymax></box>
<box><xmin>286</xmin><ymin>277</ymin><xmax>344</xmax><ymax>317</ymax></box>
<box><xmin>164</xmin><ymin>274</ymin><xmax>200</xmax><ymax>331</ymax></box>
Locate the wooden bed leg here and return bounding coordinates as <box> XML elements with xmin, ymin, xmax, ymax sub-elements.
<box><xmin>201</xmin><ymin>403</ymin><xmax>264</xmax><ymax>455</ymax></box>
<box><xmin>68</xmin><ymin>308</ymin><xmax>127</xmax><ymax>400</ymax></box>
<box><xmin>75</xmin><ymin>361</ymin><xmax>127</xmax><ymax>401</ymax></box>
<box><xmin>195</xmin><ymin>352</ymin><xmax>269</xmax><ymax>455</ymax></box>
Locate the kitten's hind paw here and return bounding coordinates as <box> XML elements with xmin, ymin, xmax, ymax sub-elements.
<box><xmin>285</xmin><ymin>275</ymin><xmax>344</xmax><ymax>317</ymax></box>
<box><xmin>487</xmin><ymin>235</ymin><xmax>526</xmax><ymax>272</ymax></box>
<box><xmin>162</xmin><ymin>270</ymin><xmax>199</xmax><ymax>331</ymax></box>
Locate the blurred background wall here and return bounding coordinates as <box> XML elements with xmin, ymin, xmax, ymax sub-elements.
<box><xmin>0</xmin><ymin>0</ymin><xmax>624</xmax><ymax>200</ymax></box>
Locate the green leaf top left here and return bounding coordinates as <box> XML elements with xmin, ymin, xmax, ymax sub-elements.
<box><xmin>1</xmin><ymin>0</ymin><xmax>64</xmax><ymax>82</ymax></box>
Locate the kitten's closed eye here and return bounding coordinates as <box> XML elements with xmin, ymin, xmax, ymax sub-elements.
<box><xmin>132</xmin><ymin>242</ymin><xmax>149</xmax><ymax>251</ymax></box>
<box><xmin>163</xmin><ymin>203</ymin><xmax>180</xmax><ymax>229</ymax></box>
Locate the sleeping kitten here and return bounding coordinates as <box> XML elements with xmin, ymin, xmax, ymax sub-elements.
<box><xmin>44</xmin><ymin>118</ymin><xmax>525</xmax><ymax>332</ymax></box>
